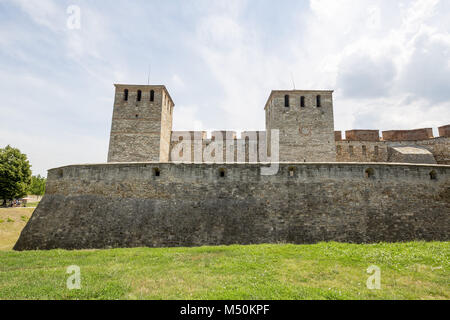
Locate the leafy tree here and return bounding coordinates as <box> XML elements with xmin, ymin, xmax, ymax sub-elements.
<box><xmin>0</xmin><ymin>145</ymin><xmax>32</xmax><ymax>206</ymax></box>
<box><xmin>29</xmin><ymin>175</ymin><xmax>46</xmax><ymax>196</ymax></box>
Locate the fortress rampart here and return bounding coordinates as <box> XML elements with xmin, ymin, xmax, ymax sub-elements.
<box><xmin>14</xmin><ymin>162</ymin><xmax>450</xmax><ymax>250</ymax></box>
<box><xmin>13</xmin><ymin>84</ymin><xmax>450</xmax><ymax>250</ymax></box>
<box><xmin>335</xmin><ymin>126</ymin><xmax>450</xmax><ymax>164</ymax></box>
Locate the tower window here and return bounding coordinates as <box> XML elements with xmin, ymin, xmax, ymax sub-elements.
<box><xmin>316</xmin><ymin>95</ymin><xmax>321</xmax><ymax>107</ymax></box>
<box><xmin>284</xmin><ymin>95</ymin><xmax>289</xmax><ymax>107</ymax></box>
<box><xmin>150</xmin><ymin>90</ymin><xmax>155</xmax><ymax>102</ymax></box>
<box><xmin>337</xmin><ymin>145</ymin><xmax>342</xmax><ymax>155</ymax></box>
<box><xmin>429</xmin><ymin>170</ymin><xmax>437</xmax><ymax>180</ymax></box>
<box><xmin>349</xmin><ymin>146</ymin><xmax>354</xmax><ymax>155</ymax></box>
<box><xmin>362</xmin><ymin>145</ymin><xmax>367</xmax><ymax>155</ymax></box>
<box><xmin>137</xmin><ymin>90</ymin><xmax>142</xmax><ymax>102</ymax></box>
<box><xmin>288</xmin><ymin>167</ymin><xmax>295</xmax><ymax>177</ymax></box>
<box><xmin>153</xmin><ymin>168</ymin><xmax>160</xmax><ymax>177</ymax></box>
<box><xmin>365</xmin><ymin>168</ymin><xmax>375</xmax><ymax>179</ymax></box>
<box><xmin>219</xmin><ymin>168</ymin><xmax>226</xmax><ymax>178</ymax></box>
<box><xmin>124</xmin><ymin>89</ymin><xmax>129</xmax><ymax>101</ymax></box>
<box><xmin>300</xmin><ymin>96</ymin><xmax>305</xmax><ymax>108</ymax></box>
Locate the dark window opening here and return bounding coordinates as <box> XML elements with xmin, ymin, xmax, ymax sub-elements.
<box><xmin>284</xmin><ymin>95</ymin><xmax>289</xmax><ymax>107</ymax></box>
<box><xmin>153</xmin><ymin>168</ymin><xmax>160</xmax><ymax>177</ymax></box>
<box><xmin>288</xmin><ymin>167</ymin><xmax>295</xmax><ymax>177</ymax></box>
<box><xmin>124</xmin><ymin>89</ymin><xmax>128</xmax><ymax>101</ymax></box>
<box><xmin>429</xmin><ymin>170</ymin><xmax>437</xmax><ymax>180</ymax></box>
<box><xmin>300</xmin><ymin>96</ymin><xmax>305</xmax><ymax>108</ymax></box>
<box><xmin>316</xmin><ymin>95</ymin><xmax>321</xmax><ymax>107</ymax></box>
<box><xmin>219</xmin><ymin>169</ymin><xmax>226</xmax><ymax>178</ymax></box>
<box><xmin>137</xmin><ymin>90</ymin><xmax>142</xmax><ymax>102</ymax></box>
<box><xmin>135</xmin><ymin>114</ymin><xmax>139</xmax><ymax>118</ymax></box>
<box><xmin>365</xmin><ymin>168</ymin><xmax>375</xmax><ymax>179</ymax></box>
<box><xmin>150</xmin><ymin>90</ymin><xmax>155</xmax><ymax>102</ymax></box>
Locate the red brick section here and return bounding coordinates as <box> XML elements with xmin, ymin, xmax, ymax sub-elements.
<box><xmin>334</xmin><ymin>131</ymin><xmax>342</xmax><ymax>141</ymax></box>
<box><xmin>438</xmin><ymin>125</ymin><xmax>450</xmax><ymax>138</ymax></box>
<box><xmin>382</xmin><ymin>128</ymin><xmax>434</xmax><ymax>141</ymax></box>
<box><xmin>345</xmin><ymin>130</ymin><xmax>380</xmax><ymax>141</ymax></box>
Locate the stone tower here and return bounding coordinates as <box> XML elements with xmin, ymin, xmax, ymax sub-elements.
<box><xmin>265</xmin><ymin>90</ymin><xmax>336</xmax><ymax>162</ymax></box>
<box><xmin>107</xmin><ymin>84</ymin><xmax>174</xmax><ymax>162</ymax></box>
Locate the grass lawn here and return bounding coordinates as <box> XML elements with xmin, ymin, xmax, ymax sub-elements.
<box><xmin>0</xmin><ymin>208</ymin><xmax>33</xmax><ymax>251</ymax></box>
<box><xmin>25</xmin><ymin>202</ymin><xmax>40</xmax><ymax>208</ymax></box>
<box><xmin>0</xmin><ymin>208</ymin><xmax>448</xmax><ymax>300</ymax></box>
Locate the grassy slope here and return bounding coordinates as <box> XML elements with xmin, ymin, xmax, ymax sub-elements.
<box><xmin>0</xmin><ymin>208</ymin><xmax>33</xmax><ymax>250</ymax></box>
<box><xmin>0</xmin><ymin>209</ymin><xmax>448</xmax><ymax>300</ymax></box>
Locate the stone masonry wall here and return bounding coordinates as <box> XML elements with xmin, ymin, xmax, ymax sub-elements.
<box><xmin>108</xmin><ymin>85</ymin><xmax>173</xmax><ymax>163</ymax></box>
<box><xmin>336</xmin><ymin>137</ymin><xmax>450</xmax><ymax>164</ymax></box>
<box><xmin>265</xmin><ymin>91</ymin><xmax>336</xmax><ymax>162</ymax></box>
<box><xmin>14</xmin><ymin>162</ymin><xmax>450</xmax><ymax>250</ymax></box>
<box><xmin>169</xmin><ymin>131</ymin><xmax>269</xmax><ymax>163</ymax></box>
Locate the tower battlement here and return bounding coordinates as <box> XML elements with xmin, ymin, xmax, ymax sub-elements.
<box><xmin>107</xmin><ymin>84</ymin><xmax>449</xmax><ymax>165</ymax></box>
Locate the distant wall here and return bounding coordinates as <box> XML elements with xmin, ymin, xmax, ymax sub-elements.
<box><xmin>345</xmin><ymin>130</ymin><xmax>380</xmax><ymax>142</ymax></box>
<box><xmin>439</xmin><ymin>125</ymin><xmax>450</xmax><ymax>138</ymax></box>
<box><xmin>382</xmin><ymin>128</ymin><xmax>434</xmax><ymax>141</ymax></box>
<box><xmin>335</xmin><ymin>137</ymin><xmax>450</xmax><ymax>164</ymax></box>
<box><xmin>169</xmin><ymin>131</ymin><xmax>269</xmax><ymax>163</ymax></box>
<box><xmin>14</xmin><ymin>162</ymin><xmax>450</xmax><ymax>250</ymax></box>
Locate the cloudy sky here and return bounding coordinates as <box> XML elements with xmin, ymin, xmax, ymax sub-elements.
<box><xmin>0</xmin><ymin>0</ymin><xmax>449</xmax><ymax>176</ymax></box>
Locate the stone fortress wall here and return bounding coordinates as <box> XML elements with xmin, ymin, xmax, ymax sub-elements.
<box><xmin>335</xmin><ymin>126</ymin><xmax>450</xmax><ymax>165</ymax></box>
<box><xmin>14</xmin><ymin>162</ymin><xmax>450</xmax><ymax>250</ymax></box>
<box><xmin>13</xmin><ymin>84</ymin><xmax>450</xmax><ymax>250</ymax></box>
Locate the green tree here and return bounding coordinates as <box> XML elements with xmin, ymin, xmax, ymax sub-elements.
<box><xmin>29</xmin><ymin>174</ymin><xmax>46</xmax><ymax>196</ymax></box>
<box><xmin>0</xmin><ymin>145</ymin><xmax>32</xmax><ymax>206</ymax></box>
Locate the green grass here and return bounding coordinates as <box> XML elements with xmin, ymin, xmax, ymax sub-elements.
<box><xmin>25</xmin><ymin>202</ymin><xmax>40</xmax><ymax>208</ymax></box>
<box><xmin>0</xmin><ymin>208</ymin><xmax>34</xmax><ymax>250</ymax></box>
<box><xmin>0</xmin><ymin>242</ymin><xmax>448</xmax><ymax>300</ymax></box>
<box><xmin>0</xmin><ymin>208</ymin><xmax>448</xmax><ymax>300</ymax></box>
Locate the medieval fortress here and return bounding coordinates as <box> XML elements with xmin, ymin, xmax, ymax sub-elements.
<box><xmin>107</xmin><ymin>85</ymin><xmax>449</xmax><ymax>165</ymax></box>
<box><xmin>15</xmin><ymin>84</ymin><xmax>450</xmax><ymax>250</ymax></box>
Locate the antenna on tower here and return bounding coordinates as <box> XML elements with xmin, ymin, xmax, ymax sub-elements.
<box><xmin>290</xmin><ymin>72</ymin><xmax>296</xmax><ymax>90</ymax></box>
<box><xmin>147</xmin><ymin>64</ymin><xmax>151</xmax><ymax>85</ymax></box>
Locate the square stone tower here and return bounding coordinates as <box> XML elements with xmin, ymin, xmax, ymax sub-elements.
<box><xmin>107</xmin><ymin>84</ymin><xmax>174</xmax><ymax>162</ymax></box>
<box><xmin>265</xmin><ymin>90</ymin><xmax>336</xmax><ymax>162</ymax></box>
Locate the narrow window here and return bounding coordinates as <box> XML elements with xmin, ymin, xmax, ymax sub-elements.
<box><xmin>316</xmin><ymin>95</ymin><xmax>321</xmax><ymax>107</ymax></box>
<box><xmin>374</xmin><ymin>146</ymin><xmax>379</xmax><ymax>156</ymax></box>
<box><xmin>285</xmin><ymin>95</ymin><xmax>289</xmax><ymax>107</ymax></box>
<box><xmin>300</xmin><ymin>96</ymin><xmax>305</xmax><ymax>108</ymax></box>
<box><xmin>219</xmin><ymin>168</ymin><xmax>226</xmax><ymax>178</ymax></box>
<box><xmin>429</xmin><ymin>170</ymin><xmax>437</xmax><ymax>180</ymax></box>
<box><xmin>337</xmin><ymin>145</ymin><xmax>342</xmax><ymax>155</ymax></box>
<box><xmin>124</xmin><ymin>89</ymin><xmax>129</xmax><ymax>101</ymax></box>
<box><xmin>349</xmin><ymin>145</ymin><xmax>354</xmax><ymax>155</ymax></box>
<box><xmin>288</xmin><ymin>167</ymin><xmax>295</xmax><ymax>177</ymax></box>
<box><xmin>153</xmin><ymin>168</ymin><xmax>160</xmax><ymax>177</ymax></box>
<box><xmin>365</xmin><ymin>168</ymin><xmax>375</xmax><ymax>179</ymax></box>
<box><xmin>150</xmin><ymin>90</ymin><xmax>155</xmax><ymax>102</ymax></box>
<box><xmin>137</xmin><ymin>90</ymin><xmax>142</xmax><ymax>102</ymax></box>
<box><xmin>362</xmin><ymin>145</ymin><xmax>367</xmax><ymax>155</ymax></box>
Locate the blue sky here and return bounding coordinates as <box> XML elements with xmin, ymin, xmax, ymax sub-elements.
<box><xmin>0</xmin><ymin>0</ymin><xmax>449</xmax><ymax>176</ymax></box>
